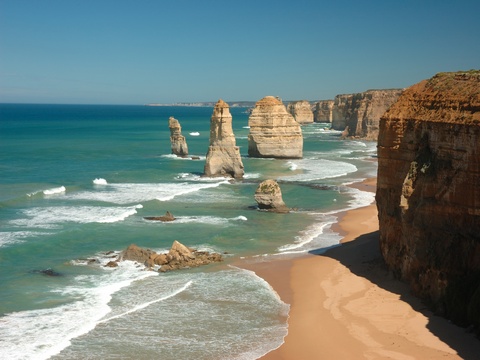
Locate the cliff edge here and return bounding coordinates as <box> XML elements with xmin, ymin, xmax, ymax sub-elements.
<box><xmin>376</xmin><ymin>70</ymin><xmax>480</xmax><ymax>328</ymax></box>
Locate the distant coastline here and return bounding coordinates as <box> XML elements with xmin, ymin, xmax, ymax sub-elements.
<box><xmin>145</xmin><ymin>101</ymin><xmax>257</xmax><ymax>108</ymax></box>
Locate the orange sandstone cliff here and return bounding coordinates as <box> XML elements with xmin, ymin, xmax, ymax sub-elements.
<box><xmin>376</xmin><ymin>70</ymin><xmax>480</xmax><ymax>328</ymax></box>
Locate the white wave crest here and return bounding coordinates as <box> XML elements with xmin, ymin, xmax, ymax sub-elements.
<box><xmin>93</xmin><ymin>178</ymin><xmax>108</xmax><ymax>185</ymax></box>
<box><xmin>65</xmin><ymin>181</ymin><xmax>229</xmax><ymax>204</ymax></box>
<box><xmin>9</xmin><ymin>204</ymin><xmax>143</xmax><ymax>229</ymax></box>
<box><xmin>43</xmin><ymin>186</ymin><xmax>66</xmax><ymax>195</ymax></box>
<box><xmin>279</xmin><ymin>159</ymin><xmax>357</xmax><ymax>182</ymax></box>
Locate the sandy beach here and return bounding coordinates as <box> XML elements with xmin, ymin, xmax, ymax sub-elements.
<box><xmin>247</xmin><ymin>178</ymin><xmax>480</xmax><ymax>360</ymax></box>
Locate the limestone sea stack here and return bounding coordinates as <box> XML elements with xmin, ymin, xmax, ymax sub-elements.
<box><xmin>286</xmin><ymin>100</ymin><xmax>314</xmax><ymax>124</ymax></box>
<box><xmin>204</xmin><ymin>100</ymin><xmax>244</xmax><ymax>178</ymax></box>
<box><xmin>168</xmin><ymin>116</ymin><xmax>188</xmax><ymax>156</ymax></box>
<box><xmin>376</xmin><ymin>70</ymin><xmax>480</xmax><ymax>328</ymax></box>
<box><xmin>313</xmin><ymin>100</ymin><xmax>334</xmax><ymax>123</ymax></box>
<box><xmin>254</xmin><ymin>179</ymin><xmax>289</xmax><ymax>213</ymax></box>
<box><xmin>248</xmin><ymin>96</ymin><xmax>303</xmax><ymax>159</ymax></box>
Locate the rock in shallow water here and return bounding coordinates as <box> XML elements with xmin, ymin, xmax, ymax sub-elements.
<box><xmin>254</xmin><ymin>179</ymin><xmax>289</xmax><ymax>213</ymax></box>
<box><xmin>115</xmin><ymin>240</ymin><xmax>223</xmax><ymax>272</ymax></box>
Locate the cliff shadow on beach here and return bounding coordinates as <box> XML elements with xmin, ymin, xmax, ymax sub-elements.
<box><xmin>310</xmin><ymin>231</ymin><xmax>480</xmax><ymax>359</ymax></box>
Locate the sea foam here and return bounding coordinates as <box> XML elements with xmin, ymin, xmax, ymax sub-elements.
<box><xmin>66</xmin><ymin>181</ymin><xmax>229</xmax><ymax>204</ymax></box>
<box><xmin>43</xmin><ymin>186</ymin><xmax>66</xmax><ymax>195</ymax></box>
<box><xmin>9</xmin><ymin>204</ymin><xmax>143</xmax><ymax>229</ymax></box>
<box><xmin>93</xmin><ymin>178</ymin><xmax>108</xmax><ymax>185</ymax></box>
<box><xmin>279</xmin><ymin>159</ymin><xmax>357</xmax><ymax>182</ymax></box>
<box><xmin>0</xmin><ymin>262</ymin><xmax>158</xmax><ymax>360</ymax></box>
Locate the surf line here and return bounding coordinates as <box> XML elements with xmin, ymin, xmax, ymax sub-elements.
<box><xmin>98</xmin><ymin>280</ymin><xmax>193</xmax><ymax>324</ymax></box>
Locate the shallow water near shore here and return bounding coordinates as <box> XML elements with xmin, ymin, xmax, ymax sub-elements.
<box><xmin>0</xmin><ymin>104</ymin><xmax>377</xmax><ymax>359</ymax></box>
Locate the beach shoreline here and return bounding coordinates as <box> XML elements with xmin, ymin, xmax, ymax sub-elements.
<box><xmin>243</xmin><ymin>178</ymin><xmax>480</xmax><ymax>359</ymax></box>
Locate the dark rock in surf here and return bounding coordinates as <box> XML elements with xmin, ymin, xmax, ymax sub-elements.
<box><xmin>144</xmin><ymin>211</ymin><xmax>176</xmax><ymax>222</ymax></box>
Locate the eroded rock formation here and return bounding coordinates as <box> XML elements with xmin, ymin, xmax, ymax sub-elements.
<box><xmin>331</xmin><ymin>89</ymin><xmax>403</xmax><ymax>139</ymax></box>
<box><xmin>376</xmin><ymin>70</ymin><xmax>480</xmax><ymax>328</ymax></box>
<box><xmin>168</xmin><ymin>117</ymin><xmax>188</xmax><ymax>156</ymax></box>
<box><xmin>144</xmin><ymin>211</ymin><xmax>176</xmax><ymax>222</ymax></box>
<box><xmin>204</xmin><ymin>100</ymin><xmax>244</xmax><ymax>178</ymax></box>
<box><xmin>116</xmin><ymin>241</ymin><xmax>223</xmax><ymax>272</ymax></box>
<box><xmin>254</xmin><ymin>179</ymin><xmax>289</xmax><ymax>213</ymax></box>
<box><xmin>248</xmin><ymin>96</ymin><xmax>303</xmax><ymax>159</ymax></box>
<box><xmin>314</xmin><ymin>100</ymin><xmax>334</xmax><ymax>123</ymax></box>
<box><xmin>286</xmin><ymin>100</ymin><xmax>314</xmax><ymax>124</ymax></box>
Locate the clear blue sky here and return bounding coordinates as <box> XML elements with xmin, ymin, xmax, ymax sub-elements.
<box><xmin>1</xmin><ymin>0</ymin><xmax>479</xmax><ymax>104</ymax></box>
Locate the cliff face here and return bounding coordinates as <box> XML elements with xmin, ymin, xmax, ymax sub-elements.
<box><xmin>314</xmin><ymin>100</ymin><xmax>334</xmax><ymax>123</ymax></box>
<box><xmin>248</xmin><ymin>96</ymin><xmax>303</xmax><ymax>159</ymax></box>
<box><xmin>204</xmin><ymin>100</ymin><xmax>244</xmax><ymax>178</ymax></box>
<box><xmin>168</xmin><ymin>116</ymin><xmax>188</xmax><ymax>156</ymax></box>
<box><xmin>286</xmin><ymin>100</ymin><xmax>314</xmax><ymax>124</ymax></box>
<box><xmin>376</xmin><ymin>71</ymin><xmax>480</xmax><ymax>327</ymax></box>
<box><xmin>331</xmin><ymin>89</ymin><xmax>403</xmax><ymax>139</ymax></box>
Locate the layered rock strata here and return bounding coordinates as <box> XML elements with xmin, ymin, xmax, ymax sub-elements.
<box><xmin>204</xmin><ymin>100</ymin><xmax>244</xmax><ymax>178</ymax></box>
<box><xmin>376</xmin><ymin>70</ymin><xmax>480</xmax><ymax>327</ymax></box>
<box><xmin>116</xmin><ymin>241</ymin><xmax>223</xmax><ymax>272</ymax></box>
<box><xmin>331</xmin><ymin>89</ymin><xmax>403</xmax><ymax>139</ymax></box>
<box><xmin>168</xmin><ymin>116</ymin><xmax>188</xmax><ymax>156</ymax></box>
<box><xmin>254</xmin><ymin>179</ymin><xmax>289</xmax><ymax>213</ymax></box>
<box><xmin>248</xmin><ymin>96</ymin><xmax>303</xmax><ymax>159</ymax></box>
<box><xmin>286</xmin><ymin>100</ymin><xmax>314</xmax><ymax>124</ymax></box>
<box><xmin>314</xmin><ymin>100</ymin><xmax>334</xmax><ymax>123</ymax></box>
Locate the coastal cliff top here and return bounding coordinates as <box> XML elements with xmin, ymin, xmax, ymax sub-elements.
<box><xmin>256</xmin><ymin>96</ymin><xmax>283</xmax><ymax>106</ymax></box>
<box><xmin>383</xmin><ymin>70</ymin><xmax>480</xmax><ymax>125</ymax></box>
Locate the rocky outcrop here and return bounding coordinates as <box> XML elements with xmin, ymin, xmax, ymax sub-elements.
<box><xmin>168</xmin><ymin>117</ymin><xmax>188</xmax><ymax>156</ymax></box>
<box><xmin>144</xmin><ymin>211</ymin><xmax>176</xmax><ymax>222</ymax></box>
<box><xmin>116</xmin><ymin>241</ymin><xmax>223</xmax><ymax>272</ymax></box>
<box><xmin>376</xmin><ymin>70</ymin><xmax>480</xmax><ymax>328</ymax></box>
<box><xmin>248</xmin><ymin>96</ymin><xmax>303</xmax><ymax>159</ymax></box>
<box><xmin>327</xmin><ymin>89</ymin><xmax>402</xmax><ymax>139</ymax></box>
<box><xmin>314</xmin><ymin>100</ymin><xmax>334</xmax><ymax>123</ymax></box>
<box><xmin>254</xmin><ymin>179</ymin><xmax>289</xmax><ymax>213</ymax></box>
<box><xmin>286</xmin><ymin>100</ymin><xmax>314</xmax><ymax>124</ymax></box>
<box><xmin>204</xmin><ymin>100</ymin><xmax>244</xmax><ymax>178</ymax></box>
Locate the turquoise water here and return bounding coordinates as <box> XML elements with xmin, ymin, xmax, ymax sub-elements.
<box><xmin>0</xmin><ymin>104</ymin><xmax>377</xmax><ymax>359</ymax></box>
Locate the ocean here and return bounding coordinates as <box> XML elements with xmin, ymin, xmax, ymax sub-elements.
<box><xmin>0</xmin><ymin>103</ymin><xmax>377</xmax><ymax>359</ymax></box>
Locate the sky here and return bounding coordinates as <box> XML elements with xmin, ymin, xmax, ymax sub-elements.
<box><xmin>0</xmin><ymin>0</ymin><xmax>479</xmax><ymax>105</ymax></box>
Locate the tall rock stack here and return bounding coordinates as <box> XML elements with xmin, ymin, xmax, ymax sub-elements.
<box><xmin>328</xmin><ymin>89</ymin><xmax>402</xmax><ymax>139</ymax></box>
<box><xmin>204</xmin><ymin>99</ymin><xmax>244</xmax><ymax>178</ymax></box>
<box><xmin>376</xmin><ymin>71</ymin><xmax>480</xmax><ymax>327</ymax></box>
<box><xmin>248</xmin><ymin>96</ymin><xmax>303</xmax><ymax>159</ymax></box>
<box><xmin>313</xmin><ymin>100</ymin><xmax>334</xmax><ymax>123</ymax></box>
<box><xmin>286</xmin><ymin>100</ymin><xmax>314</xmax><ymax>124</ymax></box>
<box><xmin>168</xmin><ymin>116</ymin><xmax>188</xmax><ymax>156</ymax></box>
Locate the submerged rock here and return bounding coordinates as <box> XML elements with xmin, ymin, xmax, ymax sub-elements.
<box><xmin>169</xmin><ymin>116</ymin><xmax>189</xmax><ymax>156</ymax></box>
<box><xmin>254</xmin><ymin>179</ymin><xmax>289</xmax><ymax>213</ymax></box>
<box><xmin>204</xmin><ymin>99</ymin><xmax>244</xmax><ymax>178</ymax></box>
<box><xmin>30</xmin><ymin>268</ymin><xmax>62</xmax><ymax>277</ymax></box>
